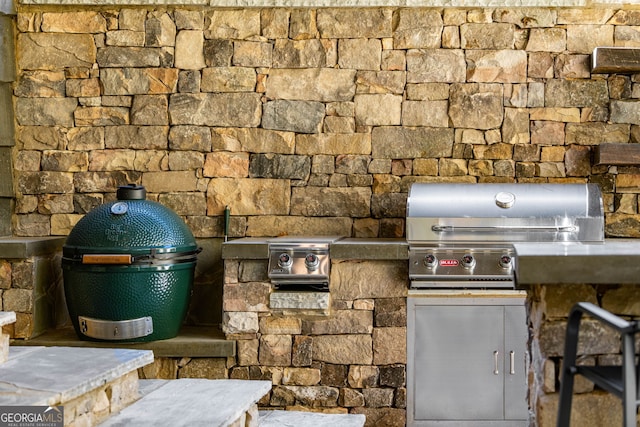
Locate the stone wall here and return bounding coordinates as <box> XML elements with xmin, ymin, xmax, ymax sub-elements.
<box><xmin>222</xmin><ymin>257</ymin><xmax>408</xmax><ymax>425</ymax></box>
<box><xmin>10</xmin><ymin>6</ymin><xmax>640</xmax><ymax>240</ymax></box>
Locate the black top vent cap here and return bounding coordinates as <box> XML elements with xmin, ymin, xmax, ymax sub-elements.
<box><xmin>117</xmin><ymin>184</ymin><xmax>147</xmax><ymax>200</ymax></box>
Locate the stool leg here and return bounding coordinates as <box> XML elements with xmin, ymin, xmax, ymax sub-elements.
<box><xmin>622</xmin><ymin>332</ymin><xmax>637</xmax><ymax>427</ymax></box>
<box><xmin>557</xmin><ymin>309</ymin><xmax>583</xmax><ymax>427</ymax></box>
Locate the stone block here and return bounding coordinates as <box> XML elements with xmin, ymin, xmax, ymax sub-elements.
<box><xmin>207</xmin><ymin>178</ymin><xmax>289</xmax><ymax>216</ymax></box>
<box><xmin>302</xmin><ymin>310</ymin><xmax>372</xmax><ymax>335</ymax></box>
<box><xmin>449</xmin><ymin>83</ymin><xmax>504</xmax><ymax>130</ymax></box>
<box><xmin>201</xmin><ymin>67</ymin><xmax>256</xmax><ymax>93</ymax></box>
<box><xmin>467</xmin><ymin>50</ymin><xmax>527</xmax><ymax>83</ymax></box>
<box><xmin>178</xmin><ymin>358</ymin><xmax>228</xmax><ymax>379</ymax></box>
<box><xmin>175</xmin><ymin>30</ymin><xmax>205</xmax><ymax>70</ymax></box>
<box><xmin>223</xmin><ymin>311</ymin><xmax>259</xmax><ymax>335</ymax></box>
<box><xmin>461</xmin><ymin>23</ymin><xmax>515</xmax><ymax>49</ymax></box>
<box><xmin>317</xmin><ymin>9</ymin><xmax>392</xmax><ymax>39</ymax></box>
<box><xmin>75</xmin><ymin>106</ymin><xmax>129</xmax><ymax>126</ymax></box>
<box><xmin>170</xmin><ymin>93</ymin><xmax>261</xmax><ymax>127</ymax></box>
<box><xmin>224</xmin><ymin>282</ymin><xmax>270</xmax><ymax>312</ymax></box>
<box><xmin>338</xmin><ymin>39</ymin><xmax>382</xmax><ymax>70</ymax></box>
<box><xmin>332</xmin><ymin>260</ymin><xmax>408</xmax><ymax>300</ymax></box>
<box><xmin>203</xmin><ymin>152</ymin><xmax>249</xmax><ymax>178</ymax></box>
<box><xmin>265</xmin><ymin>68</ymin><xmax>356</xmax><ymax>102</ymax></box>
<box><xmin>297</xmin><ymin>133</ymin><xmax>370</xmax><ymax>156</ymax></box>
<box><xmin>351</xmin><ymin>407</ymin><xmax>406</xmax><ymax>427</ymax></box>
<box><xmin>363</xmin><ymin>388</ymin><xmax>394</xmax><ymax>408</ymax></box>
<box><xmin>18</xmin><ymin>33</ymin><xmax>96</xmax><ymax>70</ymax></box>
<box><xmin>393</xmin><ymin>9</ymin><xmax>443</xmax><ymax>49</ymax></box>
<box><xmin>373</xmin><ymin>327</ymin><xmax>406</xmax><ymax>365</ymax></box>
<box><xmin>371</xmin><ymin>126</ymin><xmax>453</xmax><ymax>159</ymax></box>
<box><xmin>406</xmin><ymin>49</ymin><xmax>465</xmax><ymax>83</ymax></box>
<box><xmin>314</xmin><ymin>335</ymin><xmax>373</xmax><ymax>365</ymax></box>
<box><xmin>205</xmin><ymin>9</ymin><xmax>260</xmax><ymax>40</ymax></box>
<box><xmin>259</xmin><ymin>334</ymin><xmax>292</xmax><ymax>366</ymax></box>
<box><xmin>101</xmin><ymin>68</ymin><xmax>179</xmax><ymax>95</ymax></box>
<box><xmin>262</xmin><ymin>100</ymin><xmax>324</xmax><ymax>133</ymax></box>
<box><xmin>356</xmin><ymin>70</ymin><xmax>406</xmax><ymax>94</ymax></box>
<box><xmin>282</xmin><ymin>367</ymin><xmax>321</xmax><ymax>386</ymax></box>
<box><xmin>290</xmin><ymin>187</ymin><xmax>371</xmax><ymax>217</ymax></box>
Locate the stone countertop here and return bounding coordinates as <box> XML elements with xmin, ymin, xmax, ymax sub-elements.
<box><xmin>514</xmin><ymin>239</ymin><xmax>640</xmax><ymax>285</ymax></box>
<box><xmin>223</xmin><ymin>237</ymin><xmax>640</xmax><ymax>285</ymax></box>
<box><xmin>222</xmin><ymin>237</ymin><xmax>408</xmax><ymax>260</ymax></box>
<box><xmin>0</xmin><ymin>236</ymin><xmax>66</xmax><ymax>259</ymax></box>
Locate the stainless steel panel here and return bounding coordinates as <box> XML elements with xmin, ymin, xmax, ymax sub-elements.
<box><xmin>79</xmin><ymin>316</ymin><xmax>153</xmax><ymax>340</ymax></box>
<box><xmin>409</xmin><ymin>247</ymin><xmax>515</xmax><ymax>282</ymax></box>
<box><xmin>407</xmin><ymin>292</ymin><xmax>528</xmax><ymax>426</ymax></box>
<box><xmin>413</xmin><ymin>305</ymin><xmax>504</xmax><ymax>420</ymax></box>
<box><xmin>504</xmin><ymin>305</ymin><xmax>529</xmax><ymax>420</ymax></box>
<box><xmin>406</xmin><ymin>183</ymin><xmax>604</xmax><ymax>244</ymax></box>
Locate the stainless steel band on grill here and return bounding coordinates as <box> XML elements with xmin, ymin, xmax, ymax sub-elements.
<box><xmin>406</xmin><ymin>183</ymin><xmax>605</xmax><ymax>288</ymax></box>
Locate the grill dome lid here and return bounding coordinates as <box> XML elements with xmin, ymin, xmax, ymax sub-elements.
<box><xmin>64</xmin><ymin>185</ymin><xmax>198</xmax><ymax>259</ymax></box>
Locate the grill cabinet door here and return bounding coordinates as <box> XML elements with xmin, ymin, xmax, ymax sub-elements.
<box><xmin>414</xmin><ymin>305</ymin><xmax>504</xmax><ymax>420</ymax></box>
<box><xmin>504</xmin><ymin>304</ymin><xmax>529</xmax><ymax>420</ymax></box>
<box><xmin>408</xmin><ymin>295</ymin><xmax>528</xmax><ymax>425</ymax></box>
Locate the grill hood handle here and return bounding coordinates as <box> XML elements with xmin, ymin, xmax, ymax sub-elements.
<box><xmin>432</xmin><ymin>225</ymin><xmax>578</xmax><ymax>233</ymax></box>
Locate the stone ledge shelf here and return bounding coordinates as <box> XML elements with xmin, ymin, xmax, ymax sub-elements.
<box><xmin>11</xmin><ymin>325</ymin><xmax>235</xmax><ymax>358</ymax></box>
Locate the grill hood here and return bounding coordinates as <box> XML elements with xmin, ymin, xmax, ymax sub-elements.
<box><xmin>406</xmin><ymin>183</ymin><xmax>604</xmax><ymax>244</ymax></box>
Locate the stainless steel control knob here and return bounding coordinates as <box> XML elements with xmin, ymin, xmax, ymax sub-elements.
<box><xmin>423</xmin><ymin>254</ymin><xmax>438</xmax><ymax>269</ymax></box>
<box><xmin>305</xmin><ymin>253</ymin><xmax>319</xmax><ymax>270</ymax></box>
<box><xmin>278</xmin><ymin>252</ymin><xmax>293</xmax><ymax>268</ymax></box>
<box><xmin>461</xmin><ymin>254</ymin><xmax>475</xmax><ymax>268</ymax></box>
<box><xmin>499</xmin><ymin>254</ymin><xmax>512</xmax><ymax>269</ymax></box>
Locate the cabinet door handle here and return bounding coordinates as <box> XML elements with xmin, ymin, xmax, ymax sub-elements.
<box><xmin>510</xmin><ymin>351</ymin><xmax>515</xmax><ymax>375</ymax></box>
<box><xmin>493</xmin><ymin>350</ymin><xmax>499</xmax><ymax>375</ymax></box>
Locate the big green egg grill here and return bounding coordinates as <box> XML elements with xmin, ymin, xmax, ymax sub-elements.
<box><xmin>62</xmin><ymin>185</ymin><xmax>200</xmax><ymax>342</ymax></box>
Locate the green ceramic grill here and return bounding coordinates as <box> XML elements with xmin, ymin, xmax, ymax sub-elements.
<box><xmin>62</xmin><ymin>184</ymin><xmax>199</xmax><ymax>343</ymax></box>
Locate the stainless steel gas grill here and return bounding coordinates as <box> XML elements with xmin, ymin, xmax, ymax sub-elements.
<box><xmin>406</xmin><ymin>183</ymin><xmax>605</xmax><ymax>427</ymax></box>
<box><xmin>407</xmin><ymin>183</ymin><xmax>604</xmax><ymax>288</ymax></box>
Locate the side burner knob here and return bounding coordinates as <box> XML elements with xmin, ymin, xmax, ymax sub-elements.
<box><xmin>461</xmin><ymin>254</ymin><xmax>476</xmax><ymax>269</ymax></box>
<box><xmin>423</xmin><ymin>254</ymin><xmax>438</xmax><ymax>269</ymax></box>
<box><xmin>305</xmin><ymin>253</ymin><xmax>320</xmax><ymax>270</ymax></box>
<box><xmin>278</xmin><ymin>252</ymin><xmax>293</xmax><ymax>268</ymax></box>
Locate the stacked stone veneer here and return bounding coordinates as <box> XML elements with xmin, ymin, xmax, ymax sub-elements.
<box><xmin>10</xmin><ymin>6</ymin><xmax>640</xmax><ymax>239</ymax></box>
<box><xmin>8</xmin><ymin>5</ymin><xmax>640</xmax><ymax>426</ymax></box>
<box><xmin>223</xmin><ymin>258</ymin><xmax>407</xmax><ymax>425</ymax></box>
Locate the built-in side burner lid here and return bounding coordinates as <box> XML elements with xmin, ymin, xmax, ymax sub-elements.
<box><xmin>406</xmin><ymin>183</ymin><xmax>604</xmax><ymax>244</ymax></box>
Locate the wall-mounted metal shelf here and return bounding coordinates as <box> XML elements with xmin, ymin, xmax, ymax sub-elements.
<box><xmin>594</xmin><ymin>143</ymin><xmax>640</xmax><ymax>166</ymax></box>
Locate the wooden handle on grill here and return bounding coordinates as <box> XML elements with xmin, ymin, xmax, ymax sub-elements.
<box><xmin>82</xmin><ymin>254</ymin><xmax>132</xmax><ymax>265</ymax></box>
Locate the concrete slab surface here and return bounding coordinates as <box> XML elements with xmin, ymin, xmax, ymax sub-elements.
<box><xmin>0</xmin><ymin>311</ymin><xmax>15</xmax><ymax>327</ymax></box>
<box><xmin>99</xmin><ymin>379</ymin><xmax>271</xmax><ymax>427</ymax></box>
<box><xmin>0</xmin><ymin>346</ymin><xmax>153</xmax><ymax>406</ymax></box>
<box><xmin>260</xmin><ymin>410</ymin><xmax>366</xmax><ymax>427</ymax></box>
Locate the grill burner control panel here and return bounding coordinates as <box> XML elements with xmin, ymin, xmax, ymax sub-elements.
<box><xmin>409</xmin><ymin>247</ymin><xmax>516</xmax><ymax>288</ymax></box>
<box><xmin>268</xmin><ymin>244</ymin><xmax>331</xmax><ymax>291</ymax></box>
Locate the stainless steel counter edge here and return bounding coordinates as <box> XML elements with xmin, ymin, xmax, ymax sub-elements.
<box><xmin>222</xmin><ymin>237</ymin><xmax>409</xmax><ymax>260</ymax></box>
<box><xmin>514</xmin><ymin>239</ymin><xmax>640</xmax><ymax>285</ymax></box>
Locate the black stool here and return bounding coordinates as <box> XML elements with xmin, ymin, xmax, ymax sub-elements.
<box><xmin>557</xmin><ymin>302</ymin><xmax>640</xmax><ymax>427</ymax></box>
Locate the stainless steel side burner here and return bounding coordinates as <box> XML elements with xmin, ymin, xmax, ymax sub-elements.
<box><xmin>267</xmin><ymin>236</ymin><xmax>343</xmax><ymax>292</ymax></box>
